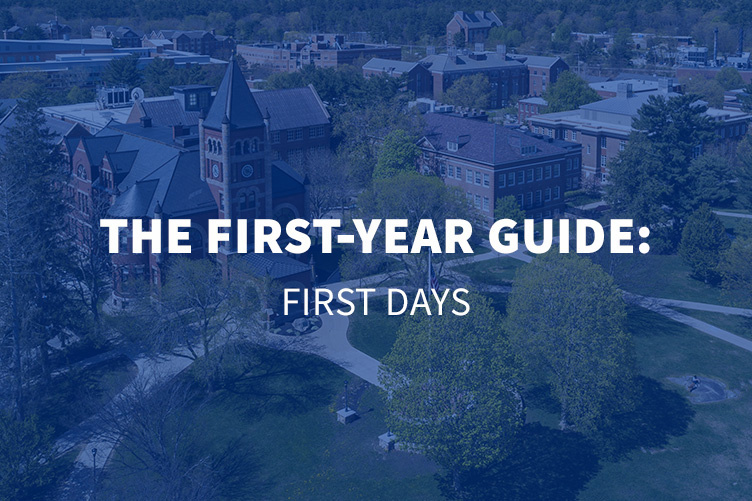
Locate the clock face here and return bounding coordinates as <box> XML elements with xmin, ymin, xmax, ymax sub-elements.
<box><xmin>212</xmin><ymin>164</ymin><xmax>220</xmax><ymax>178</ymax></box>
<box><xmin>241</xmin><ymin>164</ymin><xmax>254</xmax><ymax>178</ymax></box>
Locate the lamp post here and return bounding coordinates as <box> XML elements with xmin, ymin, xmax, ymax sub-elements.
<box><xmin>344</xmin><ymin>380</ymin><xmax>349</xmax><ymax>412</ymax></box>
<box><xmin>91</xmin><ymin>447</ymin><xmax>98</xmax><ymax>498</ymax></box>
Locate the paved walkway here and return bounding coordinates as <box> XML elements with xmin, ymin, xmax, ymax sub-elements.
<box><xmin>714</xmin><ymin>210</ymin><xmax>752</xmax><ymax>220</ymax></box>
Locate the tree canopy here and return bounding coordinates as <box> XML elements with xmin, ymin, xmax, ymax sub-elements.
<box><xmin>442</xmin><ymin>74</ymin><xmax>492</xmax><ymax>110</ymax></box>
<box><xmin>543</xmin><ymin>71</ymin><xmax>600</xmax><ymax>113</ymax></box>
<box><xmin>373</xmin><ymin>129</ymin><xmax>419</xmax><ymax>179</ymax></box>
<box><xmin>679</xmin><ymin>204</ymin><xmax>730</xmax><ymax>283</ymax></box>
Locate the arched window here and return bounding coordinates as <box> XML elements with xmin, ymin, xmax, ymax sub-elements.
<box><xmin>218</xmin><ymin>141</ymin><xmax>222</xmax><ymax>154</ymax></box>
<box><xmin>251</xmin><ymin>138</ymin><xmax>259</xmax><ymax>153</ymax></box>
<box><xmin>77</xmin><ymin>164</ymin><xmax>86</xmax><ymax>180</ymax></box>
<box><xmin>235</xmin><ymin>141</ymin><xmax>242</xmax><ymax>155</ymax></box>
<box><xmin>243</xmin><ymin>140</ymin><xmax>250</xmax><ymax>154</ymax></box>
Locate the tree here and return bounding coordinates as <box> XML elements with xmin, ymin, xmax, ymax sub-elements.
<box><xmin>0</xmin><ymin>99</ymin><xmax>68</xmax><ymax>419</ymax></box>
<box><xmin>551</xmin><ymin>22</ymin><xmax>573</xmax><ymax>52</ymax></box>
<box><xmin>681</xmin><ymin>76</ymin><xmax>724</xmax><ymax>108</ymax></box>
<box><xmin>733</xmin><ymin>134</ymin><xmax>752</xmax><ymax>211</ymax></box>
<box><xmin>0</xmin><ymin>413</ymin><xmax>54</xmax><ymax>499</ymax></box>
<box><xmin>679</xmin><ymin>204</ymin><xmax>730</xmax><ymax>283</ymax></box>
<box><xmin>486</xmin><ymin>26</ymin><xmax>522</xmax><ymax>49</ymax></box>
<box><xmin>66</xmin><ymin>86</ymin><xmax>95</xmax><ymax>104</ymax></box>
<box><xmin>606</xmin><ymin>94</ymin><xmax>719</xmax><ymax>252</ymax></box>
<box><xmin>506</xmin><ymin>252</ymin><xmax>635</xmax><ymax>433</ymax></box>
<box><xmin>373</xmin><ymin>129</ymin><xmax>419</xmax><ymax>179</ymax></box>
<box><xmin>718</xmin><ymin>229</ymin><xmax>752</xmax><ymax>308</ymax></box>
<box><xmin>716</xmin><ymin>66</ymin><xmax>745</xmax><ymax>90</ymax></box>
<box><xmin>452</xmin><ymin>31</ymin><xmax>465</xmax><ymax>48</ymax></box>
<box><xmin>380</xmin><ymin>293</ymin><xmax>523</xmax><ymax>490</ymax></box>
<box><xmin>301</xmin><ymin>149</ymin><xmax>351</xmax><ymax>219</ymax></box>
<box><xmin>352</xmin><ymin>173</ymin><xmax>472</xmax><ymax>289</ymax></box>
<box><xmin>442</xmin><ymin>74</ymin><xmax>492</xmax><ymax>110</ymax></box>
<box><xmin>0</xmin><ymin>10</ymin><xmax>14</xmax><ymax>31</ymax></box>
<box><xmin>20</xmin><ymin>25</ymin><xmax>45</xmax><ymax>40</ymax></box>
<box><xmin>494</xmin><ymin>195</ymin><xmax>526</xmax><ymax>222</ymax></box>
<box><xmin>102</xmin><ymin>53</ymin><xmax>143</xmax><ymax>88</ymax></box>
<box><xmin>578</xmin><ymin>36</ymin><xmax>603</xmax><ymax>64</ymax></box>
<box><xmin>609</xmin><ymin>28</ymin><xmax>634</xmax><ymax>67</ymax></box>
<box><xmin>143</xmin><ymin>57</ymin><xmax>178</xmax><ymax>97</ymax></box>
<box><xmin>543</xmin><ymin>71</ymin><xmax>600</xmax><ymax>113</ymax></box>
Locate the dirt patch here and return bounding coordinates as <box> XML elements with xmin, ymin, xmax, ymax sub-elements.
<box><xmin>667</xmin><ymin>375</ymin><xmax>739</xmax><ymax>404</ymax></box>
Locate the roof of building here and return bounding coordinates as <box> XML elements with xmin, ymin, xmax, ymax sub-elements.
<box><xmin>519</xmin><ymin>97</ymin><xmax>547</xmax><ymax>106</ymax></box>
<box><xmin>421</xmin><ymin>52</ymin><xmax>524</xmax><ymax>73</ymax></box>
<box><xmin>0</xmin><ymin>105</ymin><xmax>76</xmax><ymax>152</ymax></box>
<box><xmin>507</xmin><ymin>54</ymin><xmax>563</xmax><ymax>68</ymax></box>
<box><xmin>579</xmin><ymin>90</ymin><xmax>680</xmax><ymax>116</ymax></box>
<box><xmin>452</xmin><ymin>11</ymin><xmax>502</xmax><ymax>29</ymax></box>
<box><xmin>252</xmin><ymin>85</ymin><xmax>330</xmax><ymax>131</ymax></box>
<box><xmin>589</xmin><ymin>79</ymin><xmax>660</xmax><ymax>94</ymax></box>
<box><xmin>204</xmin><ymin>59</ymin><xmax>264</xmax><ymax>130</ymax></box>
<box><xmin>272</xmin><ymin>160</ymin><xmax>306</xmax><ymax>198</ymax></box>
<box><xmin>137</xmin><ymin>99</ymin><xmax>201</xmax><ymax>127</ymax></box>
<box><xmin>421</xmin><ymin>113</ymin><xmax>576</xmax><ymax>166</ymax></box>
<box><xmin>362</xmin><ymin>58</ymin><xmax>421</xmax><ymax>74</ymax></box>
<box><xmin>238</xmin><ymin>253</ymin><xmax>311</xmax><ymax>280</ymax></box>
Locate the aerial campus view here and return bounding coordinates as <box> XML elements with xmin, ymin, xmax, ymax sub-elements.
<box><xmin>0</xmin><ymin>0</ymin><xmax>751</xmax><ymax>499</ymax></box>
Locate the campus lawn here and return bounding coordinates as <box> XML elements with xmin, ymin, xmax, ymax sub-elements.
<box><xmin>453</xmin><ymin>256</ymin><xmax>527</xmax><ymax>286</ymax></box>
<box><xmin>105</xmin><ymin>348</ymin><xmax>440</xmax><ymax>500</ymax></box>
<box><xmin>674</xmin><ymin>308</ymin><xmax>752</xmax><ymax>342</ymax></box>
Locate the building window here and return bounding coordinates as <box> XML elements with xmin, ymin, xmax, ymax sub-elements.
<box><xmin>587</xmin><ymin>144</ymin><xmax>591</xmax><ymax>154</ymax></box>
<box><xmin>565</xmin><ymin>130</ymin><xmax>569</xmax><ymax>140</ymax></box>
<box><xmin>619</xmin><ymin>140</ymin><xmax>626</xmax><ymax>151</ymax></box>
<box><xmin>516</xmin><ymin>194</ymin><xmax>524</xmax><ymax>207</ymax></box>
<box><xmin>535</xmin><ymin>190</ymin><xmax>542</xmax><ymax>205</ymax></box>
<box><xmin>189</xmin><ymin>93</ymin><xmax>198</xmax><ymax>107</ymax></box>
<box><xmin>545</xmin><ymin>188</ymin><xmax>551</xmax><ymax>201</ymax></box>
<box><xmin>554</xmin><ymin>186</ymin><xmax>560</xmax><ymax>199</ymax></box>
<box><xmin>483</xmin><ymin>173</ymin><xmax>489</xmax><ymax>187</ymax></box>
<box><xmin>456</xmin><ymin>167</ymin><xmax>462</xmax><ymax>179</ymax></box>
<box><xmin>548</xmin><ymin>129</ymin><xmax>553</xmax><ymax>138</ymax></box>
<box><xmin>475</xmin><ymin>194</ymin><xmax>481</xmax><ymax>209</ymax></box>
<box><xmin>518</xmin><ymin>170</ymin><xmax>525</xmax><ymax>184</ymax></box>
<box><xmin>601</xmin><ymin>156</ymin><xmax>607</xmax><ymax>168</ymax></box>
<box><xmin>287</xmin><ymin>128</ymin><xmax>303</xmax><ymax>141</ymax></box>
<box><xmin>554</xmin><ymin>164</ymin><xmax>561</xmax><ymax>177</ymax></box>
<box><xmin>572</xmin><ymin>131</ymin><xmax>577</xmax><ymax>141</ymax></box>
<box><xmin>536</xmin><ymin>167</ymin><xmax>543</xmax><ymax>181</ymax></box>
<box><xmin>483</xmin><ymin>196</ymin><xmax>490</xmax><ymax>211</ymax></box>
<box><xmin>475</xmin><ymin>172</ymin><xmax>481</xmax><ymax>185</ymax></box>
<box><xmin>527</xmin><ymin>169</ymin><xmax>534</xmax><ymax>182</ymax></box>
<box><xmin>271</xmin><ymin>131</ymin><xmax>280</xmax><ymax>143</ymax></box>
<box><xmin>310</xmin><ymin>125</ymin><xmax>325</xmax><ymax>138</ymax></box>
<box><xmin>448</xmin><ymin>165</ymin><xmax>454</xmax><ymax>178</ymax></box>
<box><xmin>526</xmin><ymin>192</ymin><xmax>533</xmax><ymax>207</ymax></box>
<box><xmin>545</xmin><ymin>165</ymin><xmax>552</xmax><ymax>179</ymax></box>
<box><xmin>601</xmin><ymin>137</ymin><xmax>607</xmax><ymax>148</ymax></box>
<box><xmin>466</xmin><ymin>169</ymin><xmax>473</xmax><ymax>183</ymax></box>
<box><xmin>508</xmin><ymin>172</ymin><xmax>515</xmax><ymax>186</ymax></box>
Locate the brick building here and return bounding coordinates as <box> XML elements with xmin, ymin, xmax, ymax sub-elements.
<box><xmin>419</xmin><ymin>112</ymin><xmax>582</xmax><ymax>227</ymax></box>
<box><xmin>237</xmin><ymin>34</ymin><xmax>401</xmax><ymax>73</ymax></box>
<box><xmin>446</xmin><ymin>11</ymin><xmax>502</xmax><ymax>47</ymax></box>
<box><xmin>507</xmin><ymin>54</ymin><xmax>569</xmax><ymax>96</ymax></box>
<box><xmin>144</xmin><ymin>30</ymin><xmax>235</xmax><ymax>59</ymax></box>
<box><xmin>58</xmin><ymin>60</ymin><xmax>316</xmax><ymax>305</ymax></box>
<box><xmin>91</xmin><ymin>26</ymin><xmax>142</xmax><ymax>48</ymax></box>
<box><xmin>421</xmin><ymin>48</ymin><xmax>527</xmax><ymax>108</ymax></box>
<box><xmin>362</xmin><ymin>58</ymin><xmax>433</xmax><ymax>98</ymax></box>
<box><xmin>517</xmin><ymin>96</ymin><xmax>547</xmax><ymax>123</ymax></box>
<box><xmin>529</xmin><ymin>82</ymin><xmax>752</xmax><ymax>183</ymax></box>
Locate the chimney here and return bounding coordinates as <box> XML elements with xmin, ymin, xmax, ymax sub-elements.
<box><xmin>497</xmin><ymin>44</ymin><xmax>506</xmax><ymax>58</ymax></box>
<box><xmin>616</xmin><ymin>82</ymin><xmax>633</xmax><ymax>98</ymax></box>
<box><xmin>140</xmin><ymin>115</ymin><xmax>152</xmax><ymax>128</ymax></box>
<box><xmin>172</xmin><ymin>124</ymin><xmax>187</xmax><ymax>138</ymax></box>
<box><xmin>714</xmin><ymin>27</ymin><xmax>719</xmax><ymax>66</ymax></box>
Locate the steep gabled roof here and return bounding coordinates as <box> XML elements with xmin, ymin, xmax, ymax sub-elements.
<box><xmin>204</xmin><ymin>59</ymin><xmax>264</xmax><ymax>130</ymax></box>
<box><xmin>251</xmin><ymin>85</ymin><xmax>330</xmax><ymax>131</ymax></box>
<box><xmin>81</xmin><ymin>135</ymin><xmax>123</xmax><ymax>166</ymax></box>
<box><xmin>239</xmin><ymin>253</ymin><xmax>311</xmax><ymax>280</ymax></box>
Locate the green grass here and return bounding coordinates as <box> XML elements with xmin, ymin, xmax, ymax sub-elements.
<box><xmin>453</xmin><ymin>256</ymin><xmax>527</xmax><ymax>286</ymax></box>
<box><xmin>106</xmin><ymin>348</ymin><xmax>439</xmax><ymax>500</ymax></box>
<box><xmin>674</xmin><ymin>308</ymin><xmax>752</xmax><ymax>341</ymax></box>
<box><xmin>347</xmin><ymin>296</ymin><xmax>404</xmax><ymax>360</ymax></box>
<box><xmin>580</xmin><ymin>306</ymin><xmax>752</xmax><ymax>500</ymax></box>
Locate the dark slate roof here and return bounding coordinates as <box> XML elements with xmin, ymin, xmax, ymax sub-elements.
<box><xmin>105</xmin><ymin>149</ymin><xmax>138</xmax><ymax>185</ymax></box>
<box><xmin>272</xmin><ymin>160</ymin><xmax>305</xmax><ymax>198</ymax></box>
<box><xmin>362</xmin><ymin>58</ymin><xmax>421</xmax><ymax>74</ymax></box>
<box><xmin>507</xmin><ymin>54</ymin><xmax>564</xmax><ymax>69</ymax></box>
<box><xmin>138</xmin><ymin>99</ymin><xmax>201</xmax><ymax>127</ymax></box>
<box><xmin>82</xmin><ymin>135</ymin><xmax>122</xmax><ymax>166</ymax></box>
<box><xmin>252</xmin><ymin>85</ymin><xmax>329</xmax><ymax>131</ymax></box>
<box><xmin>239</xmin><ymin>253</ymin><xmax>311</xmax><ymax>280</ymax></box>
<box><xmin>579</xmin><ymin>91</ymin><xmax>680</xmax><ymax>117</ymax></box>
<box><xmin>421</xmin><ymin>52</ymin><xmax>524</xmax><ymax>73</ymax></box>
<box><xmin>108</xmin><ymin>150</ymin><xmax>215</xmax><ymax>218</ymax></box>
<box><xmin>108</xmin><ymin>122</ymin><xmax>198</xmax><ymax>149</ymax></box>
<box><xmin>421</xmin><ymin>113</ymin><xmax>574</xmax><ymax>166</ymax></box>
<box><xmin>204</xmin><ymin>59</ymin><xmax>264</xmax><ymax>130</ymax></box>
<box><xmin>455</xmin><ymin>11</ymin><xmax>502</xmax><ymax>29</ymax></box>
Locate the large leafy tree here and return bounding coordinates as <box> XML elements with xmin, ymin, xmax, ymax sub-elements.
<box><xmin>606</xmin><ymin>94</ymin><xmax>719</xmax><ymax>252</ymax></box>
<box><xmin>494</xmin><ymin>195</ymin><xmax>526</xmax><ymax>222</ymax></box>
<box><xmin>0</xmin><ymin>413</ymin><xmax>54</xmax><ymax>499</ymax></box>
<box><xmin>380</xmin><ymin>293</ymin><xmax>523</xmax><ymax>490</ymax></box>
<box><xmin>350</xmin><ymin>173</ymin><xmax>472</xmax><ymax>289</ymax></box>
<box><xmin>373</xmin><ymin>129</ymin><xmax>419</xmax><ymax>179</ymax></box>
<box><xmin>506</xmin><ymin>252</ymin><xmax>635</xmax><ymax>433</ymax></box>
<box><xmin>718</xmin><ymin>222</ymin><xmax>752</xmax><ymax>308</ymax></box>
<box><xmin>543</xmin><ymin>71</ymin><xmax>600</xmax><ymax>113</ymax></box>
<box><xmin>732</xmin><ymin>134</ymin><xmax>752</xmax><ymax>211</ymax></box>
<box><xmin>609</xmin><ymin>28</ymin><xmax>634</xmax><ymax>68</ymax></box>
<box><xmin>442</xmin><ymin>73</ymin><xmax>492</xmax><ymax>110</ymax></box>
<box><xmin>679</xmin><ymin>204</ymin><xmax>730</xmax><ymax>283</ymax></box>
<box><xmin>716</xmin><ymin>66</ymin><xmax>745</xmax><ymax>90</ymax></box>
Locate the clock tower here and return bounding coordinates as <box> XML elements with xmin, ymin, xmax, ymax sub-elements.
<box><xmin>199</xmin><ymin>59</ymin><xmax>273</xmax><ymax>254</ymax></box>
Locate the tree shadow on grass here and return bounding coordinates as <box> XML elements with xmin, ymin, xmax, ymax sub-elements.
<box><xmin>437</xmin><ymin>423</ymin><xmax>600</xmax><ymax>501</ymax></box>
<box><xmin>589</xmin><ymin>375</ymin><xmax>695</xmax><ymax>460</ymax></box>
<box><xmin>216</xmin><ymin>344</ymin><xmax>342</xmax><ymax>419</ymax></box>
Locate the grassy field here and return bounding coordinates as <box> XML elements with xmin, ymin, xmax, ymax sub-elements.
<box><xmin>453</xmin><ymin>256</ymin><xmax>527</xmax><ymax>286</ymax></box>
<box><xmin>674</xmin><ymin>308</ymin><xmax>752</xmax><ymax>341</ymax></box>
<box><xmin>347</xmin><ymin>296</ymin><xmax>404</xmax><ymax>360</ymax></box>
<box><xmin>103</xmin><ymin>348</ymin><xmax>440</xmax><ymax>500</ymax></box>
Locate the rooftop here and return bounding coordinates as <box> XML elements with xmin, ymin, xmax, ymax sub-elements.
<box><xmin>421</xmin><ymin>52</ymin><xmax>524</xmax><ymax>73</ymax></box>
<box><xmin>362</xmin><ymin>58</ymin><xmax>422</xmax><ymax>74</ymax></box>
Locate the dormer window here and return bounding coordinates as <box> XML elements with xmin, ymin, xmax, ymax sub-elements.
<box><xmin>77</xmin><ymin>164</ymin><xmax>87</xmax><ymax>180</ymax></box>
<box><xmin>447</xmin><ymin>141</ymin><xmax>458</xmax><ymax>152</ymax></box>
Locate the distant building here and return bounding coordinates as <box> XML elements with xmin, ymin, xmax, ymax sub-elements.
<box><xmin>238</xmin><ymin>34</ymin><xmax>401</xmax><ymax>73</ymax></box>
<box><xmin>589</xmin><ymin>78</ymin><xmax>680</xmax><ymax>98</ymax></box>
<box><xmin>420</xmin><ymin>47</ymin><xmax>526</xmax><ymax>107</ymax></box>
<box><xmin>38</xmin><ymin>19</ymin><xmax>72</xmax><ymax>40</ymax></box>
<box><xmin>418</xmin><ymin>112</ymin><xmax>581</xmax><ymax>226</ymax></box>
<box><xmin>3</xmin><ymin>26</ymin><xmax>24</xmax><ymax>40</ymax></box>
<box><xmin>678</xmin><ymin>45</ymin><xmax>709</xmax><ymax>67</ymax></box>
<box><xmin>507</xmin><ymin>54</ymin><xmax>569</xmax><ymax>96</ymax></box>
<box><xmin>0</xmin><ymin>38</ymin><xmax>112</xmax><ymax>63</ymax></box>
<box><xmin>446</xmin><ymin>11</ymin><xmax>502</xmax><ymax>47</ymax></box>
<box><xmin>362</xmin><ymin>58</ymin><xmax>433</xmax><ymax>97</ymax></box>
<box><xmin>144</xmin><ymin>30</ymin><xmax>235</xmax><ymax>59</ymax></box>
<box><xmin>91</xmin><ymin>26</ymin><xmax>142</xmax><ymax>48</ymax></box>
<box><xmin>518</xmin><ymin>96</ymin><xmax>547</xmax><ymax>123</ymax></box>
<box><xmin>529</xmin><ymin>81</ymin><xmax>752</xmax><ymax>183</ymax></box>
